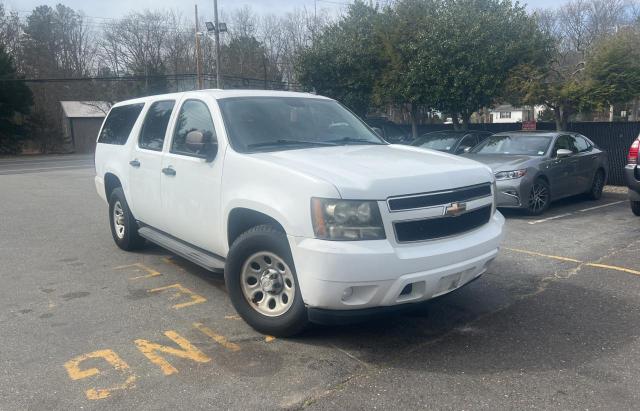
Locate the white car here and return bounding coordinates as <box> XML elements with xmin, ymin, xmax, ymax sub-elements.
<box><xmin>94</xmin><ymin>89</ymin><xmax>504</xmax><ymax>336</ymax></box>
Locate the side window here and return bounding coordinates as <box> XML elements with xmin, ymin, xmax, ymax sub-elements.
<box><xmin>457</xmin><ymin>134</ymin><xmax>477</xmax><ymax>153</ymax></box>
<box><xmin>575</xmin><ymin>135</ymin><xmax>591</xmax><ymax>152</ymax></box>
<box><xmin>98</xmin><ymin>103</ymin><xmax>144</xmax><ymax>145</ymax></box>
<box><xmin>554</xmin><ymin>135</ymin><xmax>579</xmax><ymax>156</ymax></box>
<box><xmin>139</xmin><ymin>100</ymin><xmax>175</xmax><ymax>151</ymax></box>
<box><xmin>171</xmin><ymin>100</ymin><xmax>217</xmax><ymax>157</ymax></box>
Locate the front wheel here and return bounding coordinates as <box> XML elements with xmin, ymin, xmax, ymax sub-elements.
<box><xmin>631</xmin><ymin>200</ymin><xmax>640</xmax><ymax>216</ymax></box>
<box><xmin>225</xmin><ymin>225</ymin><xmax>308</xmax><ymax>337</ymax></box>
<box><xmin>526</xmin><ymin>179</ymin><xmax>550</xmax><ymax>216</ymax></box>
<box><xmin>587</xmin><ymin>170</ymin><xmax>605</xmax><ymax>200</ymax></box>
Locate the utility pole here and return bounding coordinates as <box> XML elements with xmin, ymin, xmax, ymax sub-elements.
<box><xmin>214</xmin><ymin>0</ymin><xmax>222</xmax><ymax>89</ymax></box>
<box><xmin>195</xmin><ymin>5</ymin><xmax>204</xmax><ymax>90</ymax></box>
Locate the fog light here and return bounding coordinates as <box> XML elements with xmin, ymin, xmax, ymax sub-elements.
<box><xmin>341</xmin><ymin>287</ymin><xmax>354</xmax><ymax>301</ymax></box>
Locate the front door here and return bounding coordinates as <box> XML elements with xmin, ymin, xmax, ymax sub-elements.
<box><xmin>128</xmin><ymin>100</ymin><xmax>175</xmax><ymax>231</ymax></box>
<box><xmin>161</xmin><ymin>98</ymin><xmax>224</xmax><ymax>254</ymax></box>
<box><xmin>547</xmin><ymin>135</ymin><xmax>579</xmax><ymax>199</ymax></box>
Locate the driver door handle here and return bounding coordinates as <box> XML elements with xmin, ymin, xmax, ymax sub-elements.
<box><xmin>129</xmin><ymin>159</ymin><xmax>140</xmax><ymax>168</ymax></box>
<box><xmin>162</xmin><ymin>167</ymin><xmax>176</xmax><ymax>176</ymax></box>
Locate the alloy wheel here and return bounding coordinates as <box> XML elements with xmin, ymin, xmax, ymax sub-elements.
<box><xmin>528</xmin><ymin>183</ymin><xmax>549</xmax><ymax>213</ymax></box>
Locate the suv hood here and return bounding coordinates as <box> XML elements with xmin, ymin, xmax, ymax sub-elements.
<box><xmin>253</xmin><ymin>145</ymin><xmax>493</xmax><ymax>199</ymax></box>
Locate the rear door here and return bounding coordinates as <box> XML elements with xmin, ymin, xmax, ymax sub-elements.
<box><xmin>574</xmin><ymin>134</ymin><xmax>599</xmax><ymax>190</ymax></box>
<box><xmin>128</xmin><ymin>100</ymin><xmax>176</xmax><ymax>231</ymax></box>
<box><xmin>160</xmin><ymin>97</ymin><xmax>224</xmax><ymax>253</ymax></box>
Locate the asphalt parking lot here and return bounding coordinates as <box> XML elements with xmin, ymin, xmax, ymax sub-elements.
<box><xmin>1</xmin><ymin>155</ymin><xmax>640</xmax><ymax>410</ymax></box>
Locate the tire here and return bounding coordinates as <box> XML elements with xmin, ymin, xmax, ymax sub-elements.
<box><xmin>526</xmin><ymin>179</ymin><xmax>550</xmax><ymax>216</ymax></box>
<box><xmin>108</xmin><ymin>187</ymin><xmax>145</xmax><ymax>251</ymax></box>
<box><xmin>587</xmin><ymin>169</ymin><xmax>605</xmax><ymax>200</ymax></box>
<box><xmin>631</xmin><ymin>200</ymin><xmax>640</xmax><ymax>216</ymax></box>
<box><xmin>225</xmin><ymin>224</ymin><xmax>308</xmax><ymax>337</ymax></box>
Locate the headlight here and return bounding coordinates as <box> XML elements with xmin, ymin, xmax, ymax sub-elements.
<box><xmin>311</xmin><ymin>198</ymin><xmax>386</xmax><ymax>241</ymax></box>
<box><xmin>494</xmin><ymin>169</ymin><xmax>526</xmax><ymax>180</ymax></box>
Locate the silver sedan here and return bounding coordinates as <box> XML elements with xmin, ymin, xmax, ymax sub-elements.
<box><xmin>464</xmin><ymin>131</ymin><xmax>608</xmax><ymax>215</ymax></box>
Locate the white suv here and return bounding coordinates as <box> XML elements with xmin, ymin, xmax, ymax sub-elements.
<box><xmin>94</xmin><ymin>90</ymin><xmax>504</xmax><ymax>336</ymax></box>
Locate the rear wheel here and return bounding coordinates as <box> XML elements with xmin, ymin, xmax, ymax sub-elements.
<box><xmin>587</xmin><ymin>170</ymin><xmax>605</xmax><ymax>200</ymax></box>
<box><xmin>108</xmin><ymin>187</ymin><xmax>145</xmax><ymax>251</ymax></box>
<box><xmin>631</xmin><ymin>200</ymin><xmax>640</xmax><ymax>216</ymax></box>
<box><xmin>526</xmin><ymin>179</ymin><xmax>550</xmax><ymax>216</ymax></box>
<box><xmin>225</xmin><ymin>224</ymin><xmax>308</xmax><ymax>337</ymax></box>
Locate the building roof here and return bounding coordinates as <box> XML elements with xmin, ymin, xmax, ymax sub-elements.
<box><xmin>60</xmin><ymin>101</ymin><xmax>110</xmax><ymax>118</ymax></box>
<box><xmin>491</xmin><ymin>104</ymin><xmax>527</xmax><ymax>113</ymax></box>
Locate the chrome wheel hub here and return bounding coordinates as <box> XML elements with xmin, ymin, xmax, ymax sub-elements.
<box><xmin>260</xmin><ymin>269</ymin><xmax>283</xmax><ymax>294</ymax></box>
<box><xmin>113</xmin><ymin>201</ymin><xmax>126</xmax><ymax>239</ymax></box>
<box><xmin>240</xmin><ymin>252</ymin><xmax>295</xmax><ymax>317</ymax></box>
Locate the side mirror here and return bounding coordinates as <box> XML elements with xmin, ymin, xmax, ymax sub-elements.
<box><xmin>556</xmin><ymin>148</ymin><xmax>573</xmax><ymax>158</ymax></box>
<box><xmin>185</xmin><ymin>130</ymin><xmax>205</xmax><ymax>152</ymax></box>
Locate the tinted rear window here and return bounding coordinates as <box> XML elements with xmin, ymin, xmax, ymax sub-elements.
<box><xmin>98</xmin><ymin>103</ymin><xmax>144</xmax><ymax>145</ymax></box>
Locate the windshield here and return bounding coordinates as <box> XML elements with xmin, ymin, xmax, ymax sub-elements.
<box><xmin>218</xmin><ymin>97</ymin><xmax>385</xmax><ymax>152</ymax></box>
<box><xmin>471</xmin><ymin>135</ymin><xmax>552</xmax><ymax>156</ymax></box>
<box><xmin>411</xmin><ymin>132</ymin><xmax>467</xmax><ymax>152</ymax></box>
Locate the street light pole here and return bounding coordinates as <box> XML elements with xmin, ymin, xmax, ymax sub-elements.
<box><xmin>195</xmin><ymin>5</ymin><xmax>204</xmax><ymax>90</ymax></box>
<box><xmin>214</xmin><ymin>0</ymin><xmax>222</xmax><ymax>89</ymax></box>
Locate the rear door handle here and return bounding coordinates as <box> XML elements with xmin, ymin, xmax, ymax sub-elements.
<box><xmin>129</xmin><ymin>159</ymin><xmax>140</xmax><ymax>168</ymax></box>
<box><xmin>162</xmin><ymin>167</ymin><xmax>176</xmax><ymax>176</ymax></box>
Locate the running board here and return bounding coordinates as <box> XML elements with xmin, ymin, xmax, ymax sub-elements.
<box><xmin>138</xmin><ymin>226</ymin><xmax>225</xmax><ymax>273</ymax></box>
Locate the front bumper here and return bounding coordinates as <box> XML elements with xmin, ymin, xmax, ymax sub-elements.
<box><xmin>95</xmin><ymin>176</ymin><xmax>107</xmax><ymax>203</ymax></box>
<box><xmin>625</xmin><ymin>164</ymin><xmax>640</xmax><ymax>201</ymax></box>
<box><xmin>496</xmin><ymin>175</ymin><xmax>533</xmax><ymax>208</ymax></box>
<box><xmin>494</xmin><ymin>177</ymin><xmax>532</xmax><ymax>209</ymax></box>
<box><xmin>288</xmin><ymin>211</ymin><xmax>504</xmax><ymax>311</ymax></box>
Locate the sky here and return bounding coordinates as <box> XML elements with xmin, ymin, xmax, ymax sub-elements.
<box><xmin>6</xmin><ymin>0</ymin><xmax>572</xmax><ymax>21</ymax></box>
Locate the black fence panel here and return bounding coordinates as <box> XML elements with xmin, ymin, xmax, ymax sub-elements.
<box><xmin>565</xmin><ymin>122</ymin><xmax>639</xmax><ymax>185</ymax></box>
<box><xmin>397</xmin><ymin>122</ymin><xmax>638</xmax><ymax>185</ymax></box>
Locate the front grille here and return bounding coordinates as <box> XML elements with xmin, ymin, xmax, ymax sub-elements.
<box><xmin>387</xmin><ymin>183</ymin><xmax>492</xmax><ymax>212</ymax></box>
<box><xmin>394</xmin><ymin>205</ymin><xmax>492</xmax><ymax>243</ymax></box>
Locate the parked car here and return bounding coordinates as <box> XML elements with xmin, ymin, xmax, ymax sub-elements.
<box><xmin>94</xmin><ymin>90</ymin><xmax>504</xmax><ymax>336</ymax></box>
<box><xmin>626</xmin><ymin>136</ymin><xmax>640</xmax><ymax>216</ymax></box>
<box><xmin>411</xmin><ymin>130</ymin><xmax>493</xmax><ymax>155</ymax></box>
<box><xmin>364</xmin><ymin>117</ymin><xmax>413</xmax><ymax>143</ymax></box>
<box><xmin>464</xmin><ymin>131</ymin><xmax>608</xmax><ymax>215</ymax></box>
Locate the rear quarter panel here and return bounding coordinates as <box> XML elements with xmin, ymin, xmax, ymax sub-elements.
<box><xmin>94</xmin><ymin>103</ymin><xmax>148</xmax><ymax>209</ymax></box>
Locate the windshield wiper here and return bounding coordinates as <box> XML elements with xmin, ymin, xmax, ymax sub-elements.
<box><xmin>246</xmin><ymin>139</ymin><xmax>337</xmax><ymax>149</ymax></box>
<box><xmin>327</xmin><ymin>137</ymin><xmax>385</xmax><ymax>145</ymax></box>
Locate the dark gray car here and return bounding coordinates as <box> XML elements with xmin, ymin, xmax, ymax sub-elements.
<box><xmin>464</xmin><ymin>131</ymin><xmax>608</xmax><ymax>215</ymax></box>
<box><xmin>411</xmin><ymin>130</ymin><xmax>493</xmax><ymax>154</ymax></box>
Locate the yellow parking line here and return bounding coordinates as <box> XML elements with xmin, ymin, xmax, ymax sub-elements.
<box><xmin>503</xmin><ymin>247</ymin><xmax>582</xmax><ymax>263</ymax></box>
<box><xmin>504</xmin><ymin>248</ymin><xmax>640</xmax><ymax>277</ymax></box>
<box><xmin>584</xmin><ymin>263</ymin><xmax>640</xmax><ymax>276</ymax></box>
<box><xmin>114</xmin><ymin>263</ymin><xmax>162</xmax><ymax>280</ymax></box>
<box><xmin>193</xmin><ymin>323</ymin><xmax>241</xmax><ymax>352</ymax></box>
<box><xmin>148</xmin><ymin>283</ymin><xmax>206</xmax><ymax>309</ymax></box>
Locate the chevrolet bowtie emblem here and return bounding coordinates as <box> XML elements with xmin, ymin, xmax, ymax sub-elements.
<box><xmin>445</xmin><ymin>202</ymin><xmax>467</xmax><ymax>217</ymax></box>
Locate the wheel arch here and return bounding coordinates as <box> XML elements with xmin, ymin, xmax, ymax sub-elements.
<box><xmin>227</xmin><ymin>207</ymin><xmax>287</xmax><ymax>248</ymax></box>
<box><xmin>104</xmin><ymin>172</ymin><xmax>122</xmax><ymax>200</ymax></box>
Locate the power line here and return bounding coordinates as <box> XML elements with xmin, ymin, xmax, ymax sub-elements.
<box><xmin>0</xmin><ymin>73</ymin><xmax>302</xmax><ymax>88</ymax></box>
